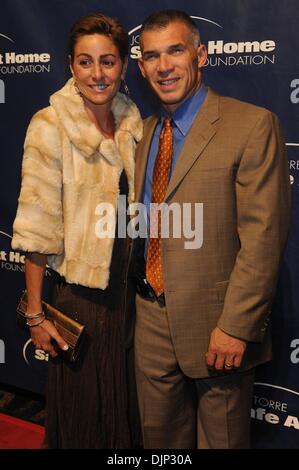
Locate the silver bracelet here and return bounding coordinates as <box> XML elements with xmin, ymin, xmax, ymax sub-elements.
<box><xmin>25</xmin><ymin>311</ymin><xmax>44</xmax><ymax>319</ymax></box>
<box><xmin>26</xmin><ymin>316</ymin><xmax>45</xmax><ymax>328</ymax></box>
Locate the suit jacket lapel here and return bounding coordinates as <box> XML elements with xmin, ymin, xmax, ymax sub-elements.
<box><xmin>165</xmin><ymin>88</ymin><xmax>220</xmax><ymax>201</ymax></box>
<box><xmin>135</xmin><ymin>89</ymin><xmax>220</xmax><ymax>204</ymax></box>
<box><xmin>135</xmin><ymin>114</ymin><xmax>158</xmax><ymax>202</ymax></box>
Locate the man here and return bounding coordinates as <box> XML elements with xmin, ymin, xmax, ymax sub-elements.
<box><xmin>131</xmin><ymin>10</ymin><xmax>290</xmax><ymax>448</ymax></box>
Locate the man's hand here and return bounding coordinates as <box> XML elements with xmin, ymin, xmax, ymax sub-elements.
<box><xmin>205</xmin><ymin>326</ymin><xmax>247</xmax><ymax>371</ymax></box>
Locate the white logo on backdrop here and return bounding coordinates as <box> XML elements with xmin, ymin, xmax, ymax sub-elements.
<box><xmin>0</xmin><ymin>33</ymin><xmax>14</xmax><ymax>43</ymax></box>
<box><xmin>0</xmin><ymin>339</ymin><xmax>5</xmax><ymax>363</ymax></box>
<box><xmin>23</xmin><ymin>338</ymin><xmax>49</xmax><ymax>365</ymax></box>
<box><xmin>290</xmin><ymin>338</ymin><xmax>299</xmax><ymax>364</ymax></box>
<box><xmin>252</xmin><ymin>383</ymin><xmax>299</xmax><ymax>430</ymax></box>
<box><xmin>0</xmin><ymin>229</ymin><xmax>53</xmax><ymax>275</ymax></box>
<box><xmin>129</xmin><ymin>15</ymin><xmax>276</xmax><ymax>67</ymax></box>
<box><xmin>0</xmin><ymin>230</ymin><xmax>25</xmax><ymax>273</ymax></box>
<box><xmin>128</xmin><ymin>16</ymin><xmax>223</xmax><ymax>36</ymax></box>
<box><xmin>290</xmin><ymin>79</ymin><xmax>299</xmax><ymax>104</ymax></box>
<box><xmin>287</xmin><ymin>143</ymin><xmax>299</xmax><ymax>186</ymax></box>
<box><xmin>0</xmin><ymin>78</ymin><xmax>4</xmax><ymax>103</ymax></box>
<box><xmin>0</xmin><ymin>32</ymin><xmax>51</xmax><ymax>75</ymax></box>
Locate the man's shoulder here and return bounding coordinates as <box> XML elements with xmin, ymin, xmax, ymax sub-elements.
<box><xmin>206</xmin><ymin>89</ymin><xmax>282</xmax><ymax>136</ymax></box>
<box><xmin>215</xmin><ymin>90</ymin><xmax>274</xmax><ymax>120</ymax></box>
<box><xmin>140</xmin><ymin>114</ymin><xmax>159</xmax><ymax>137</ymax></box>
<box><xmin>143</xmin><ymin>113</ymin><xmax>158</xmax><ymax>126</ymax></box>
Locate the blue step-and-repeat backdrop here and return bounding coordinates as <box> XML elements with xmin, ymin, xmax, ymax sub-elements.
<box><xmin>0</xmin><ymin>0</ymin><xmax>298</xmax><ymax>448</ymax></box>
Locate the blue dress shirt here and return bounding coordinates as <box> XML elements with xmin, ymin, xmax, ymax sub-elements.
<box><xmin>142</xmin><ymin>84</ymin><xmax>208</xmax><ymax>245</ymax></box>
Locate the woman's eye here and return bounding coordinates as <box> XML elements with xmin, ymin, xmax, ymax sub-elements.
<box><xmin>79</xmin><ymin>59</ymin><xmax>91</xmax><ymax>66</ymax></box>
<box><xmin>101</xmin><ymin>60</ymin><xmax>114</xmax><ymax>67</ymax></box>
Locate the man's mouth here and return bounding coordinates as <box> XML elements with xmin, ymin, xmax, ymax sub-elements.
<box><xmin>157</xmin><ymin>78</ymin><xmax>180</xmax><ymax>86</ymax></box>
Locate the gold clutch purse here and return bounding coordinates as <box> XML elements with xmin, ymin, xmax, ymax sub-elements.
<box><xmin>16</xmin><ymin>290</ymin><xmax>85</xmax><ymax>363</ymax></box>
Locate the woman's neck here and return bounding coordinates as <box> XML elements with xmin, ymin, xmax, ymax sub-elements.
<box><xmin>83</xmin><ymin>98</ymin><xmax>115</xmax><ymax>139</ymax></box>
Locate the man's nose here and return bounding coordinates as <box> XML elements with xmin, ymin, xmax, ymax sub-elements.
<box><xmin>157</xmin><ymin>54</ymin><xmax>174</xmax><ymax>75</ymax></box>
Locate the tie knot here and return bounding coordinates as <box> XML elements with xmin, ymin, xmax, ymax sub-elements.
<box><xmin>163</xmin><ymin>116</ymin><xmax>172</xmax><ymax>128</ymax></box>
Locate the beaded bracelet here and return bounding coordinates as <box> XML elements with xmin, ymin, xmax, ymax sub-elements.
<box><xmin>26</xmin><ymin>317</ymin><xmax>45</xmax><ymax>328</ymax></box>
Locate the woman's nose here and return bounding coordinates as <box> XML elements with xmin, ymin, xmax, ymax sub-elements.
<box><xmin>91</xmin><ymin>62</ymin><xmax>103</xmax><ymax>81</ymax></box>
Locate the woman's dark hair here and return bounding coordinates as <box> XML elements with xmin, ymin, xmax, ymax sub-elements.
<box><xmin>69</xmin><ymin>14</ymin><xmax>128</xmax><ymax>63</ymax></box>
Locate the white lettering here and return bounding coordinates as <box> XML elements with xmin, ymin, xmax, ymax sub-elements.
<box><xmin>183</xmin><ymin>203</ymin><xmax>203</xmax><ymax>249</ymax></box>
<box><xmin>260</xmin><ymin>40</ymin><xmax>276</xmax><ymax>52</ymax></box>
<box><xmin>9</xmin><ymin>251</ymin><xmax>25</xmax><ymax>263</ymax></box>
<box><xmin>130</xmin><ymin>45</ymin><xmax>141</xmax><ymax>59</ymax></box>
<box><xmin>265</xmin><ymin>413</ymin><xmax>279</xmax><ymax>424</ymax></box>
<box><xmin>204</xmin><ymin>54</ymin><xmax>275</xmax><ymax>67</ymax></box>
<box><xmin>127</xmin><ymin>202</ymin><xmax>147</xmax><ymax>239</ymax></box>
<box><xmin>34</xmin><ymin>349</ymin><xmax>49</xmax><ymax>362</ymax></box>
<box><xmin>0</xmin><ymin>64</ymin><xmax>50</xmax><ymax>74</ymax></box>
<box><xmin>290</xmin><ymin>79</ymin><xmax>299</xmax><ymax>104</ymax></box>
<box><xmin>290</xmin><ymin>338</ymin><xmax>299</xmax><ymax>364</ymax></box>
<box><xmin>107</xmin><ymin>454</ymin><xmax>142</xmax><ymax>467</ymax></box>
<box><xmin>223</xmin><ymin>42</ymin><xmax>238</xmax><ymax>54</ymax></box>
<box><xmin>95</xmin><ymin>203</ymin><xmax>116</xmax><ymax>239</ymax></box>
<box><xmin>251</xmin><ymin>407</ymin><xmax>280</xmax><ymax>424</ymax></box>
<box><xmin>284</xmin><ymin>415</ymin><xmax>299</xmax><ymax>429</ymax></box>
<box><xmin>160</xmin><ymin>203</ymin><xmax>182</xmax><ymax>239</ymax></box>
<box><xmin>289</xmin><ymin>160</ymin><xmax>299</xmax><ymax>170</ymax></box>
<box><xmin>0</xmin><ymin>339</ymin><xmax>5</xmax><ymax>363</ymax></box>
<box><xmin>0</xmin><ymin>79</ymin><xmax>4</xmax><ymax>103</ymax></box>
<box><xmin>251</xmin><ymin>407</ymin><xmax>266</xmax><ymax>420</ymax></box>
<box><xmin>208</xmin><ymin>39</ymin><xmax>276</xmax><ymax>55</ymax></box>
<box><xmin>5</xmin><ymin>52</ymin><xmax>50</xmax><ymax>64</ymax></box>
<box><xmin>95</xmin><ymin>201</ymin><xmax>204</xmax><ymax>249</ymax></box>
<box><xmin>253</xmin><ymin>396</ymin><xmax>288</xmax><ymax>412</ymax></box>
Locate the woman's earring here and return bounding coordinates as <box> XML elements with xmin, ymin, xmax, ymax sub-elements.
<box><xmin>122</xmin><ymin>79</ymin><xmax>130</xmax><ymax>96</ymax></box>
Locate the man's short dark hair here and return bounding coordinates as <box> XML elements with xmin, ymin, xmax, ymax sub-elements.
<box><xmin>140</xmin><ymin>10</ymin><xmax>200</xmax><ymax>47</ymax></box>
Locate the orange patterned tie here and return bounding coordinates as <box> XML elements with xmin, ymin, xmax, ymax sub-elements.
<box><xmin>146</xmin><ymin>116</ymin><xmax>173</xmax><ymax>297</ymax></box>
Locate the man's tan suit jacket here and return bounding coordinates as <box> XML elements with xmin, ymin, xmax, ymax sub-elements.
<box><xmin>134</xmin><ymin>88</ymin><xmax>290</xmax><ymax>378</ymax></box>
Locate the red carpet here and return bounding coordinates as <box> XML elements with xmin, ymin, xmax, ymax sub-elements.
<box><xmin>0</xmin><ymin>412</ymin><xmax>45</xmax><ymax>449</ymax></box>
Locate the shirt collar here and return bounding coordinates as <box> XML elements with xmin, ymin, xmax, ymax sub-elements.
<box><xmin>161</xmin><ymin>83</ymin><xmax>207</xmax><ymax>136</ymax></box>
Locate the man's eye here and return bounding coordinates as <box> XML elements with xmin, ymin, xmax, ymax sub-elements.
<box><xmin>143</xmin><ymin>53</ymin><xmax>158</xmax><ymax>61</ymax></box>
<box><xmin>169</xmin><ymin>47</ymin><xmax>184</xmax><ymax>55</ymax></box>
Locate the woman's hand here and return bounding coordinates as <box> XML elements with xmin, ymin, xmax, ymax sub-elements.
<box><xmin>24</xmin><ymin>253</ymin><xmax>69</xmax><ymax>358</ymax></box>
<box><xmin>30</xmin><ymin>319</ymin><xmax>69</xmax><ymax>358</ymax></box>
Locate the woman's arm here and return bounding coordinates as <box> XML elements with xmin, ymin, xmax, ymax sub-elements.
<box><xmin>25</xmin><ymin>253</ymin><xmax>69</xmax><ymax>358</ymax></box>
<box><xmin>25</xmin><ymin>253</ymin><xmax>46</xmax><ymax>313</ymax></box>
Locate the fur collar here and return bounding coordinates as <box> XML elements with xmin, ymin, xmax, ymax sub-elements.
<box><xmin>50</xmin><ymin>78</ymin><xmax>143</xmax><ymax>166</ymax></box>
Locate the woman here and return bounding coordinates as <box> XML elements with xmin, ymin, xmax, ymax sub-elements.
<box><xmin>12</xmin><ymin>14</ymin><xmax>143</xmax><ymax>448</ymax></box>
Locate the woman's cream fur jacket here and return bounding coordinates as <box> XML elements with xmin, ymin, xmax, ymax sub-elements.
<box><xmin>12</xmin><ymin>78</ymin><xmax>143</xmax><ymax>288</ymax></box>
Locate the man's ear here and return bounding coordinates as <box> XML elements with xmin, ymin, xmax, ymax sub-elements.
<box><xmin>138</xmin><ymin>58</ymin><xmax>146</xmax><ymax>78</ymax></box>
<box><xmin>197</xmin><ymin>44</ymin><xmax>208</xmax><ymax>68</ymax></box>
<box><xmin>121</xmin><ymin>57</ymin><xmax>128</xmax><ymax>80</ymax></box>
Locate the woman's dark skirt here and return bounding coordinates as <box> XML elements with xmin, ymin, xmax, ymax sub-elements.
<box><xmin>45</xmin><ymin>184</ymin><xmax>140</xmax><ymax>448</ymax></box>
<box><xmin>45</xmin><ymin>282</ymin><xmax>140</xmax><ymax>449</ymax></box>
